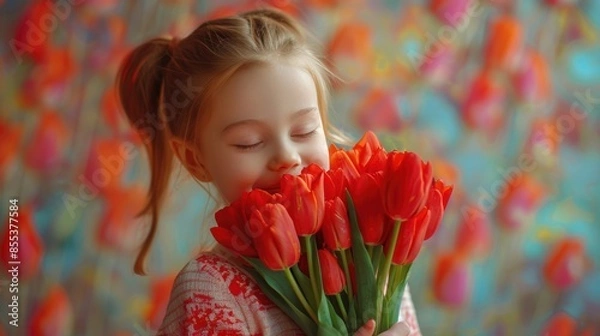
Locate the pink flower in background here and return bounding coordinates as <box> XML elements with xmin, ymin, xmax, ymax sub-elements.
<box><xmin>432</xmin><ymin>251</ymin><xmax>472</xmax><ymax>308</ymax></box>
<box><xmin>543</xmin><ymin>237</ymin><xmax>591</xmax><ymax>291</ymax></box>
<box><xmin>24</xmin><ymin>111</ymin><xmax>69</xmax><ymax>173</ymax></box>
<box><xmin>429</xmin><ymin>0</ymin><xmax>472</xmax><ymax>28</ymax></box>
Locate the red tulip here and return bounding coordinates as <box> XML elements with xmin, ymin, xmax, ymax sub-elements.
<box><xmin>329</xmin><ymin>147</ymin><xmax>361</xmax><ymax>182</ymax></box>
<box><xmin>318</xmin><ymin>249</ymin><xmax>346</xmax><ymax>295</ymax></box>
<box><xmin>212</xmin><ymin>200</ymin><xmax>257</xmax><ymax>257</ymax></box>
<box><xmin>348</xmin><ymin>173</ymin><xmax>388</xmax><ymax>245</ymax></box>
<box><xmin>363</xmin><ymin>147</ymin><xmax>388</xmax><ymax>175</ymax></box>
<box><xmin>281</xmin><ymin>170</ymin><xmax>325</xmax><ymax>236</ymax></box>
<box><xmin>386</xmin><ymin>207</ymin><xmax>431</xmax><ymax>265</ymax></box>
<box><xmin>543</xmin><ymin>237</ymin><xmax>590</xmax><ymax>291</ymax></box>
<box><xmin>424</xmin><ymin>179</ymin><xmax>453</xmax><ymax>240</ymax></box>
<box><xmin>324</xmin><ymin>168</ymin><xmax>346</xmax><ymax>201</ymax></box>
<box><xmin>322</xmin><ymin>198</ymin><xmax>351</xmax><ymax>250</ymax></box>
<box><xmin>432</xmin><ymin>251</ymin><xmax>472</xmax><ymax>308</ymax></box>
<box><xmin>0</xmin><ymin>119</ymin><xmax>23</xmax><ymax>177</ymax></box>
<box><xmin>540</xmin><ymin>312</ymin><xmax>577</xmax><ymax>336</ymax></box>
<box><xmin>349</xmin><ymin>131</ymin><xmax>386</xmax><ymax>171</ymax></box>
<box><xmin>382</xmin><ymin>151</ymin><xmax>433</xmax><ymax>221</ymax></box>
<box><xmin>248</xmin><ymin>203</ymin><xmax>301</xmax><ymax>271</ymax></box>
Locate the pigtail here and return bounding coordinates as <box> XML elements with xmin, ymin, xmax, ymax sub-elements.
<box><xmin>116</xmin><ymin>38</ymin><xmax>175</xmax><ymax>275</ymax></box>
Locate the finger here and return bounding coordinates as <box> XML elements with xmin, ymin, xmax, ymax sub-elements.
<box><xmin>388</xmin><ymin>321</ymin><xmax>411</xmax><ymax>336</ymax></box>
<box><xmin>353</xmin><ymin>319</ymin><xmax>376</xmax><ymax>336</ymax></box>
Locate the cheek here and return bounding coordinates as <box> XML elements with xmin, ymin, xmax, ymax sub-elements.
<box><xmin>212</xmin><ymin>156</ymin><xmax>264</xmax><ymax>200</ymax></box>
<box><xmin>304</xmin><ymin>135</ymin><xmax>330</xmax><ymax>170</ymax></box>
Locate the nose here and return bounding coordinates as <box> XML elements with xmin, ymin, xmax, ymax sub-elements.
<box><xmin>268</xmin><ymin>139</ymin><xmax>301</xmax><ymax>173</ymax></box>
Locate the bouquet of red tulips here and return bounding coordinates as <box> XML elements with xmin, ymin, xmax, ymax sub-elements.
<box><xmin>211</xmin><ymin>132</ymin><xmax>452</xmax><ymax>335</ymax></box>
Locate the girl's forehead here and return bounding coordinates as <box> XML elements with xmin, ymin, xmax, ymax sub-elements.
<box><xmin>209</xmin><ymin>63</ymin><xmax>320</xmax><ymax>125</ymax></box>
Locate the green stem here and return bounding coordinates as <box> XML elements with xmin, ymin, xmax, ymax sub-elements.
<box><xmin>303</xmin><ymin>236</ymin><xmax>320</xmax><ymax>306</ymax></box>
<box><xmin>372</xmin><ymin>245</ymin><xmax>383</xmax><ymax>278</ymax></box>
<box><xmin>366</xmin><ymin>244</ymin><xmax>374</xmax><ymax>259</ymax></box>
<box><xmin>376</xmin><ymin>220</ymin><xmax>402</xmax><ymax>325</ymax></box>
<box><xmin>335</xmin><ymin>293</ymin><xmax>348</xmax><ymax>320</ymax></box>
<box><xmin>283</xmin><ymin>267</ymin><xmax>318</xmax><ymax>322</ymax></box>
<box><xmin>337</xmin><ymin>249</ymin><xmax>354</xmax><ymax>303</ymax></box>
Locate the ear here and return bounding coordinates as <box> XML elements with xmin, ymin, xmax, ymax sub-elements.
<box><xmin>170</xmin><ymin>138</ymin><xmax>212</xmax><ymax>182</ymax></box>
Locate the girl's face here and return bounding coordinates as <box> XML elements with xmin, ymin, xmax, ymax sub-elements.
<box><xmin>198</xmin><ymin>63</ymin><xmax>330</xmax><ymax>203</ymax></box>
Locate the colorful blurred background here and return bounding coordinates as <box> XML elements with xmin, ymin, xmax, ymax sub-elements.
<box><xmin>1</xmin><ymin>0</ymin><xmax>599</xmax><ymax>335</ymax></box>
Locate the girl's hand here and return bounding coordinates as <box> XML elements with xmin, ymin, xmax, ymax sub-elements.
<box><xmin>354</xmin><ymin>320</ymin><xmax>411</xmax><ymax>336</ymax></box>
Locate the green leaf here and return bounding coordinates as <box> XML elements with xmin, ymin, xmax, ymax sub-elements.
<box><xmin>245</xmin><ymin>258</ymin><xmax>303</xmax><ymax>310</ymax></box>
<box><xmin>246</xmin><ymin>268</ymin><xmax>318</xmax><ymax>336</ymax></box>
<box><xmin>316</xmin><ymin>291</ymin><xmax>346</xmax><ymax>336</ymax></box>
<box><xmin>381</xmin><ymin>278</ymin><xmax>407</xmax><ymax>332</ymax></box>
<box><xmin>291</xmin><ymin>264</ymin><xmax>318</xmax><ymax>309</ymax></box>
<box><xmin>345</xmin><ymin>189</ymin><xmax>378</xmax><ymax>329</ymax></box>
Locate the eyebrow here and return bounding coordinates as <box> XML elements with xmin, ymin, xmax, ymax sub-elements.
<box><xmin>221</xmin><ymin>107</ymin><xmax>318</xmax><ymax>134</ymax></box>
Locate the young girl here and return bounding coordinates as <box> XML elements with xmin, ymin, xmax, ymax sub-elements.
<box><xmin>117</xmin><ymin>8</ymin><xmax>421</xmax><ymax>336</ymax></box>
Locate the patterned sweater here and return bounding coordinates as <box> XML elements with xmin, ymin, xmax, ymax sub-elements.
<box><xmin>157</xmin><ymin>246</ymin><xmax>421</xmax><ymax>335</ymax></box>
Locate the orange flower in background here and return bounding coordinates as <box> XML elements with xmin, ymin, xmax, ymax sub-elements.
<box><xmin>1</xmin><ymin>206</ymin><xmax>44</xmax><ymax>281</ymax></box>
<box><xmin>281</xmin><ymin>169</ymin><xmax>325</xmax><ymax>236</ymax></box>
<box><xmin>424</xmin><ymin>179</ymin><xmax>453</xmax><ymax>240</ymax></box>
<box><xmin>382</xmin><ymin>151</ymin><xmax>433</xmax><ymax>221</ymax></box>
<box><xmin>386</xmin><ymin>207</ymin><xmax>431</xmax><ymax>265</ymax></box>
<box><xmin>24</xmin><ymin>111</ymin><xmax>69</xmax><ymax>173</ymax></box>
<box><xmin>248</xmin><ymin>203</ymin><xmax>301</xmax><ymax>271</ymax></box>
<box><xmin>432</xmin><ymin>251</ymin><xmax>472</xmax><ymax>308</ymax></box>
<box><xmin>484</xmin><ymin>15</ymin><xmax>523</xmax><ymax>72</ymax></box>
<box><xmin>146</xmin><ymin>274</ymin><xmax>177</xmax><ymax>330</ymax></box>
<box><xmin>540</xmin><ymin>312</ymin><xmax>577</xmax><ymax>336</ymax></box>
<box><xmin>542</xmin><ymin>237</ymin><xmax>591</xmax><ymax>291</ymax></box>
<box><xmin>322</xmin><ymin>197</ymin><xmax>352</xmax><ymax>250</ymax></box>
<box><xmin>462</xmin><ymin>70</ymin><xmax>506</xmax><ymax>134</ymax></box>
<box><xmin>497</xmin><ymin>175</ymin><xmax>546</xmax><ymax>231</ymax></box>
<box><xmin>454</xmin><ymin>208</ymin><xmax>493</xmax><ymax>259</ymax></box>
<box><xmin>83</xmin><ymin>138</ymin><xmax>128</xmax><ymax>193</ymax></box>
<box><xmin>318</xmin><ymin>249</ymin><xmax>346</xmax><ymax>295</ymax></box>
<box><xmin>97</xmin><ymin>185</ymin><xmax>146</xmax><ymax>252</ymax></box>
<box><xmin>0</xmin><ymin>119</ymin><xmax>23</xmax><ymax>176</ymax></box>
<box><xmin>29</xmin><ymin>285</ymin><xmax>74</xmax><ymax>336</ymax></box>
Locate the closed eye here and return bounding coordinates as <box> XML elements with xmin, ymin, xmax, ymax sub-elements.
<box><xmin>233</xmin><ymin>142</ymin><xmax>263</xmax><ymax>151</ymax></box>
<box><xmin>293</xmin><ymin>129</ymin><xmax>317</xmax><ymax>139</ymax></box>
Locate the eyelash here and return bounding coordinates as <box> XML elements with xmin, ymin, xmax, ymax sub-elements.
<box><xmin>233</xmin><ymin>129</ymin><xmax>317</xmax><ymax>151</ymax></box>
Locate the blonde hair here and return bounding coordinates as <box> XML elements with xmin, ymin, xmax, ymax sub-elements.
<box><xmin>116</xmin><ymin>8</ymin><xmax>347</xmax><ymax>275</ymax></box>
